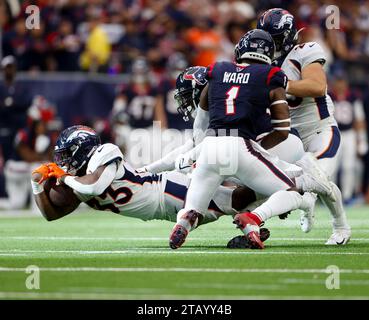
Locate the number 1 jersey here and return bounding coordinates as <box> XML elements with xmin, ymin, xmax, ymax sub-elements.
<box><xmin>207</xmin><ymin>61</ymin><xmax>288</xmax><ymax>140</ymax></box>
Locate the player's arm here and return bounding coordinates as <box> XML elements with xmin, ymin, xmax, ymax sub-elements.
<box><xmin>138</xmin><ymin>138</ymin><xmax>195</xmax><ymax>174</ymax></box>
<box><xmin>31</xmin><ymin>165</ymin><xmax>80</xmax><ymax>221</ymax></box>
<box><xmin>260</xmin><ymin>87</ymin><xmax>290</xmax><ymax>149</ymax></box>
<box><xmin>193</xmin><ymin>83</ymin><xmax>209</xmax><ymax>145</ymax></box>
<box><xmin>59</xmin><ymin>163</ymin><xmax>118</xmax><ymax>196</ymax></box>
<box><xmin>286</xmin><ymin>62</ymin><xmax>327</xmax><ymax>97</ymax></box>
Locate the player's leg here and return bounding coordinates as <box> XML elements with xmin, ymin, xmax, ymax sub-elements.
<box><xmin>169</xmin><ymin>137</ymin><xmax>228</xmax><ymax>249</ymax></box>
<box><xmin>232</xmin><ymin>140</ymin><xmax>331</xmax><ymax>248</ymax></box>
<box><xmin>267</xmin><ymin>132</ymin><xmax>305</xmax><ymax>164</ymax></box>
<box><xmin>305</xmin><ymin>126</ymin><xmax>351</xmax><ymax>244</ymax></box>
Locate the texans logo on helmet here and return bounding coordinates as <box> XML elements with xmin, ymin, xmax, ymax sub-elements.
<box><xmin>183</xmin><ymin>66</ymin><xmax>208</xmax><ymax>85</ymax></box>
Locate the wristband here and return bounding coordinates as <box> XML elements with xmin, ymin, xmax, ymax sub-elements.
<box><xmin>31</xmin><ymin>180</ymin><xmax>44</xmax><ymax>195</ymax></box>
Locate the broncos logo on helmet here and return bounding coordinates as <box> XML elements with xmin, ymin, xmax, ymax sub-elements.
<box><xmin>257</xmin><ymin>8</ymin><xmax>299</xmax><ymax>56</ymax></box>
<box><xmin>274</xmin><ymin>12</ymin><xmax>294</xmax><ymax>30</ymax></box>
<box><xmin>54</xmin><ymin>125</ymin><xmax>101</xmax><ymax>175</ymax></box>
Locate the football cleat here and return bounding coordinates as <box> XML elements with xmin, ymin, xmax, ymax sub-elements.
<box><xmin>233</xmin><ymin>213</ymin><xmax>264</xmax><ymax>249</ymax></box>
<box><xmin>325</xmin><ymin>228</ymin><xmax>351</xmax><ymax>245</ymax></box>
<box><xmin>169</xmin><ymin>210</ymin><xmax>200</xmax><ymax>249</ymax></box>
<box><xmin>227</xmin><ymin>228</ymin><xmax>270</xmax><ymax>249</ymax></box>
<box><xmin>296</xmin><ymin>153</ymin><xmax>335</xmax><ymax>201</ymax></box>
<box><xmin>299</xmin><ymin>192</ymin><xmax>317</xmax><ymax>233</ymax></box>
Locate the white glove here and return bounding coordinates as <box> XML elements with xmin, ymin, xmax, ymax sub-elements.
<box><xmin>175</xmin><ymin>153</ymin><xmax>194</xmax><ymax>174</ymax></box>
<box><xmin>35</xmin><ymin>135</ymin><xmax>50</xmax><ymax>153</ymax></box>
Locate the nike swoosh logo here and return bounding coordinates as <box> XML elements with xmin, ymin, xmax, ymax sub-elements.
<box><xmin>309</xmin><ymin>44</ymin><xmax>315</xmax><ymax>47</ymax></box>
<box><xmin>336</xmin><ymin>239</ymin><xmax>345</xmax><ymax>245</ymax></box>
<box><xmin>97</xmin><ymin>146</ymin><xmax>104</xmax><ymax>153</ymax></box>
<box><xmin>178</xmin><ymin>159</ymin><xmax>191</xmax><ymax>170</ymax></box>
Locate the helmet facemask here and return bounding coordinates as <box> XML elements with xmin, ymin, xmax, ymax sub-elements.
<box><xmin>174</xmin><ymin>87</ymin><xmax>198</xmax><ymax>122</ymax></box>
<box><xmin>54</xmin><ymin>126</ymin><xmax>101</xmax><ymax>176</ymax></box>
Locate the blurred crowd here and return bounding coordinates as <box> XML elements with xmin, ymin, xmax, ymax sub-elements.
<box><xmin>1</xmin><ymin>0</ymin><xmax>369</xmax><ymax>77</ymax></box>
<box><xmin>1</xmin><ymin>0</ymin><xmax>369</xmax><ymax>208</ymax></box>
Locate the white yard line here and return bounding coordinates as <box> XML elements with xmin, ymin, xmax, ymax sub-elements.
<box><xmin>0</xmin><ymin>249</ymin><xmax>368</xmax><ymax>256</ymax></box>
<box><xmin>1</xmin><ymin>266</ymin><xmax>369</xmax><ymax>274</ymax></box>
<box><xmin>0</xmin><ymin>291</ymin><xmax>367</xmax><ymax>300</ymax></box>
<box><xmin>280</xmin><ymin>278</ymin><xmax>369</xmax><ymax>285</ymax></box>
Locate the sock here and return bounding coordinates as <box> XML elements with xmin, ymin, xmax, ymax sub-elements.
<box><xmin>253</xmin><ymin>190</ymin><xmax>303</xmax><ymax>222</ymax></box>
<box><xmin>245</xmin><ymin>212</ymin><xmax>263</xmax><ymax>225</ymax></box>
<box><xmin>319</xmin><ymin>182</ymin><xmax>350</xmax><ymax>230</ymax></box>
<box><xmin>176</xmin><ymin>209</ymin><xmax>200</xmax><ymax>232</ymax></box>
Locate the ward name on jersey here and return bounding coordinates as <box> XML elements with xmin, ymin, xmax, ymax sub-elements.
<box><xmin>275</xmin><ymin>42</ymin><xmax>337</xmax><ymax>139</ymax></box>
<box><xmin>207</xmin><ymin>61</ymin><xmax>287</xmax><ymax>140</ymax></box>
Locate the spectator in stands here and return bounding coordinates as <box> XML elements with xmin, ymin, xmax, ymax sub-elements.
<box><xmin>185</xmin><ymin>17</ymin><xmax>221</xmax><ymax>67</ymax></box>
<box><xmin>48</xmin><ymin>19</ymin><xmax>81</xmax><ymax>71</ymax></box>
<box><xmin>79</xmin><ymin>10</ymin><xmax>111</xmax><ymax>72</ymax></box>
<box><xmin>2</xmin><ymin>18</ymin><xmax>28</xmax><ymax>70</ymax></box>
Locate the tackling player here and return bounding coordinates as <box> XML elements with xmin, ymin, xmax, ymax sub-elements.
<box><xmin>169</xmin><ymin>29</ymin><xmax>334</xmax><ymax>250</ymax></box>
<box><xmin>257</xmin><ymin>8</ymin><xmax>351</xmax><ymax>244</ymax></box>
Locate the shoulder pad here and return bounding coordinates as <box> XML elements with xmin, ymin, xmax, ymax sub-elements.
<box><xmin>87</xmin><ymin>143</ymin><xmax>124</xmax><ymax>174</ymax></box>
<box><xmin>292</xmin><ymin>42</ymin><xmax>326</xmax><ymax>68</ymax></box>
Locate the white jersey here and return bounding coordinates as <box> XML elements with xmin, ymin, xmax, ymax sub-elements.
<box><xmin>280</xmin><ymin>42</ymin><xmax>337</xmax><ymax>139</ymax></box>
<box><xmin>75</xmin><ymin>143</ymin><xmax>164</xmax><ymax>221</ymax></box>
<box><xmin>75</xmin><ymin>143</ymin><xmax>234</xmax><ymax>222</ymax></box>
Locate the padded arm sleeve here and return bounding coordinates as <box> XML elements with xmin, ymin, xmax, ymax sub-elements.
<box><xmin>64</xmin><ymin>163</ymin><xmax>117</xmax><ymax>196</ymax></box>
<box><xmin>145</xmin><ymin>138</ymin><xmax>195</xmax><ymax>174</ymax></box>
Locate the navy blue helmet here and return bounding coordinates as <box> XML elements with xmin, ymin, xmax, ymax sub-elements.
<box><xmin>257</xmin><ymin>8</ymin><xmax>298</xmax><ymax>56</ymax></box>
<box><xmin>54</xmin><ymin>125</ymin><xmax>101</xmax><ymax>175</ymax></box>
<box><xmin>174</xmin><ymin>66</ymin><xmax>208</xmax><ymax>121</ymax></box>
<box><xmin>234</xmin><ymin>29</ymin><xmax>275</xmax><ymax>65</ymax></box>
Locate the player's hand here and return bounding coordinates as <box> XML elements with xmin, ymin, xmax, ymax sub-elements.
<box><xmin>32</xmin><ymin>164</ymin><xmax>50</xmax><ymax>184</ymax></box>
<box><xmin>47</xmin><ymin>163</ymin><xmax>69</xmax><ymax>180</ymax></box>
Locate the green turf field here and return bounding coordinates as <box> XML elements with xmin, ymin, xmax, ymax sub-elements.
<box><xmin>0</xmin><ymin>205</ymin><xmax>368</xmax><ymax>300</ymax></box>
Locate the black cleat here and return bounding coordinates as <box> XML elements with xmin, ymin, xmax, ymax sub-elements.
<box><xmin>226</xmin><ymin>228</ymin><xmax>270</xmax><ymax>249</ymax></box>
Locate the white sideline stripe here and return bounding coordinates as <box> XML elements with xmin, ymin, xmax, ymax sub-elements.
<box><xmin>1</xmin><ymin>236</ymin><xmax>369</xmax><ymax>241</ymax></box>
<box><xmin>1</xmin><ymin>267</ymin><xmax>369</xmax><ymax>274</ymax></box>
<box><xmin>281</xmin><ymin>278</ymin><xmax>369</xmax><ymax>286</ymax></box>
<box><xmin>1</xmin><ymin>249</ymin><xmax>369</xmax><ymax>256</ymax></box>
<box><xmin>0</xmin><ymin>291</ymin><xmax>367</xmax><ymax>300</ymax></box>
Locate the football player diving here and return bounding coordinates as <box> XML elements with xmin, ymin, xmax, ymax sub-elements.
<box><xmin>31</xmin><ymin>124</ymin><xmax>272</xmax><ymax>247</ymax></box>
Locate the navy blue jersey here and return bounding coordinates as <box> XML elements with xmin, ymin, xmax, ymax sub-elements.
<box><xmin>124</xmin><ymin>84</ymin><xmax>158</xmax><ymax>128</ymax></box>
<box><xmin>207</xmin><ymin>61</ymin><xmax>287</xmax><ymax>140</ymax></box>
